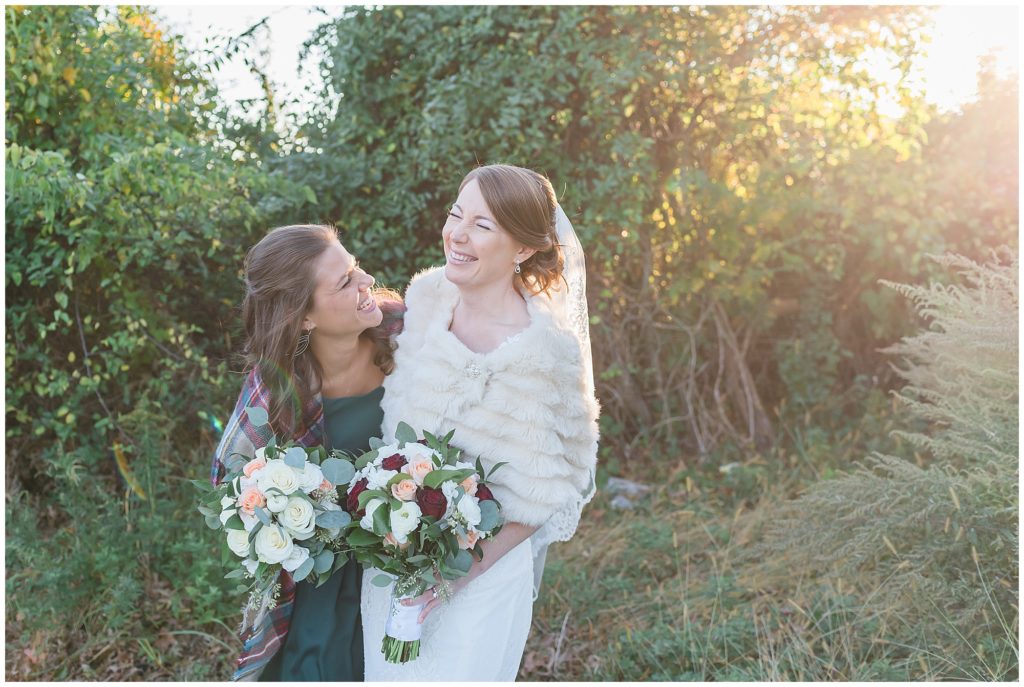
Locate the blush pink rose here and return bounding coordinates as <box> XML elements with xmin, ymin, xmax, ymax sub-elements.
<box><xmin>391</xmin><ymin>479</ymin><xmax>418</xmax><ymax>501</ymax></box>
<box><xmin>456</xmin><ymin>530</ymin><xmax>480</xmax><ymax>550</ymax></box>
<box><xmin>403</xmin><ymin>456</ymin><xmax>434</xmax><ymax>485</ymax></box>
<box><xmin>460</xmin><ymin>475</ymin><xmax>479</xmax><ymax>497</ymax></box>
<box><xmin>239</xmin><ymin>487</ymin><xmax>267</xmax><ymax>515</ymax></box>
<box><xmin>243</xmin><ymin>457</ymin><xmax>267</xmax><ymax>478</ymax></box>
<box><xmin>319</xmin><ymin>478</ymin><xmax>333</xmax><ymax>492</ymax></box>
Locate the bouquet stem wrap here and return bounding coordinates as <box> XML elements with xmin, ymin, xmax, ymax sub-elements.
<box><xmin>383</xmin><ymin>590</ymin><xmax>424</xmax><ymax>664</ymax></box>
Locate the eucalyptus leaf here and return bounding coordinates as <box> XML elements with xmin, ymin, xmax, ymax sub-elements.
<box><xmin>423</xmin><ymin>468</ymin><xmax>474</xmax><ymax>490</ymax></box>
<box><xmin>316</xmin><ymin>509</ymin><xmax>349</xmax><ymax>529</ymax></box>
<box><xmin>355</xmin><ymin>449</ymin><xmax>379</xmax><ymax>470</ymax></box>
<box><xmin>368</xmin><ymin>436</ymin><xmax>385</xmax><ymax>450</ymax></box>
<box><xmin>371</xmin><ymin>573</ymin><xmax>394</xmax><ymax>588</ymax></box>
<box><xmin>452</xmin><ymin>548</ymin><xmax>473</xmax><ymax>574</ymax></box>
<box><xmin>255</xmin><ymin>507</ymin><xmax>272</xmax><ymax>526</ymax></box>
<box><xmin>371</xmin><ymin>502</ymin><xmax>390</xmax><ymax>535</ymax></box>
<box><xmin>292</xmin><ymin>557</ymin><xmax>315</xmax><ymax>582</ymax></box>
<box><xmin>313</xmin><ymin>550</ymin><xmax>334</xmax><ymax>575</ymax></box>
<box><xmin>225</xmin><ymin>513</ymin><xmax>245</xmax><ymax>530</ymax></box>
<box><xmin>197</xmin><ymin>504</ymin><xmax>217</xmax><ymax>517</ymax></box>
<box><xmin>478</xmin><ymin>500</ymin><xmax>500</xmax><ymax>531</ymax></box>
<box><xmin>395</xmin><ymin>421</ymin><xmax>417</xmax><ymax>445</ymax></box>
<box><xmin>204</xmin><ymin>514</ymin><xmax>220</xmax><ymax>530</ymax></box>
<box><xmin>245</xmin><ymin>406</ymin><xmax>268</xmax><ymax>427</ymax></box>
<box><xmin>321</xmin><ymin>457</ymin><xmax>355</xmax><ymax>486</ymax></box>
<box><xmin>283</xmin><ymin>446</ymin><xmax>307</xmax><ymax>469</ymax></box>
<box><xmin>225</xmin><ymin>568</ymin><xmax>245</xmax><ymax>579</ymax></box>
<box><xmin>191</xmin><ymin>479</ymin><xmax>213</xmax><ymax>493</ymax></box>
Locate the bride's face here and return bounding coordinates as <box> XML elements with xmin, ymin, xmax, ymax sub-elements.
<box><xmin>442</xmin><ymin>179</ymin><xmax>530</xmax><ymax>290</ymax></box>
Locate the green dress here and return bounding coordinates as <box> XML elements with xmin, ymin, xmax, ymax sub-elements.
<box><xmin>259</xmin><ymin>385</ymin><xmax>385</xmax><ymax>682</ymax></box>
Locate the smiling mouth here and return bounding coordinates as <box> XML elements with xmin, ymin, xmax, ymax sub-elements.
<box><xmin>449</xmin><ymin>249</ymin><xmax>478</xmax><ymax>264</ymax></box>
<box><xmin>357</xmin><ymin>294</ymin><xmax>376</xmax><ymax>311</ymax></box>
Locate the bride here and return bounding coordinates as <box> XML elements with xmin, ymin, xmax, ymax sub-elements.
<box><xmin>361</xmin><ymin>164</ymin><xmax>599</xmax><ymax>680</ymax></box>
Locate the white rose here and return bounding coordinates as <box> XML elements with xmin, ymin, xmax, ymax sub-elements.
<box><xmin>441</xmin><ymin>481</ymin><xmax>460</xmax><ymax>502</ymax></box>
<box><xmin>254</xmin><ymin>525</ymin><xmax>294</xmax><ymax>564</ymax></box>
<box><xmin>278</xmin><ymin>497</ymin><xmax>316</xmax><ymax>540</ymax></box>
<box><xmin>457</xmin><ymin>495</ymin><xmax>482</xmax><ymax>527</ymax></box>
<box><xmin>219</xmin><ymin>507</ymin><xmax>238</xmax><ymax>526</ymax></box>
<box><xmin>242</xmin><ymin>559</ymin><xmax>258</xmax><ymax>576</ymax></box>
<box><xmin>401</xmin><ymin>443</ymin><xmax>435</xmax><ymax>461</ymax></box>
<box><xmin>360</xmin><ymin>498</ymin><xmax>386</xmax><ymax>531</ymax></box>
<box><xmin>299</xmin><ymin>462</ymin><xmax>325</xmax><ymax>494</ymax></box>
<box><xmin>366</xmin><ymin>468</ymin><xmax>397</xmax><ymax>491</ymax></box>
<box><xmin>254</xmin><ymin>446</ymin><xmax>267</xmax><ymax>462</ymax></box>
<box><xmin>226</xmin><ymin>528</ymin><xmax>251</xmax><ymax>558</ymax></box>
<box><xmin>375</xmin><ymin>443</ymin><xmax>401</xmax><ymax>459</ymax></box>
<box><xmin>390</xmin><ymin>501</ymin><xmax>423</xmax><ymax>543</ymax></box>
<box><xmin>221</xmin><ymin>495</ymin><xmax>237</xmax><ymax>510</ymax></box>
<box><xmin>256</xmin><ymin>460</ymin><xmax>301</xmax><ymax>496</ymax></box>
<box><xmin>280</xmin><ymin>544</ymin><xmax>311</xmax><ymax>573</ymax></box>
<box><xmin>265</xmin><ymin>491</ymin><xmax>289</xmax><ymax>513</ymax></box>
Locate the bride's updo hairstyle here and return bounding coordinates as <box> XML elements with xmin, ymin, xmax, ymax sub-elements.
<box><xmin>460</xmin><ymin>164</ymin><xmax>564</xmax><ymax>296</ymax></box>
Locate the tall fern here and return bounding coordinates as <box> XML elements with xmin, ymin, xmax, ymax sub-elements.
<box><xmin>755</xmin><ymin>251</ymin><xmax>1018</xmax><ymax>679</ymax></box>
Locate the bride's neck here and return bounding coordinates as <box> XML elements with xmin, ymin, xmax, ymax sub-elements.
<box><xmin>454</xmin><ymin>279</ymin><xmax>526</xmax><ymax>324</ymax></box>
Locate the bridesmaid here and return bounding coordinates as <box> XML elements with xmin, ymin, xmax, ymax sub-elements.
<box><xmin>211</xmin><ymin>224</ymin><xmax>403</xmax><ymax>681</ymax></box>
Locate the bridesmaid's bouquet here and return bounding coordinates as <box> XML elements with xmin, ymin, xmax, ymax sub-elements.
<box><xmin>195</xmin><ymin>406</ymin><xmax>356</xmax><ymax>625</ymax></box>
<box><xmin>338</xmin><ymin>422</ymin><xmax>505</xmax><ymax>664</ymax></box>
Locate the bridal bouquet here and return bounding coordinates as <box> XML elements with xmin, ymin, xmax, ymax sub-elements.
<box><xmin>194</xmin><ymin>406</ymin><xmax>356</xmax><ymax>624</ymax></box>
<box><xmin>338</xmin><ymin>422</ymin><xmax>505</xmax><ymax>664</ymax></box>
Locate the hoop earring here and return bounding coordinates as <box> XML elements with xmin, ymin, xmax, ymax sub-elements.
<box><xmin>293</xmin><ymin>329</ymin><xmax>311</xmax><ymax>358</ymax></box>
<box><xmin>514</xmin><ymin>261</ymin><xmax>522</xmax><ymax>275</ymax></box>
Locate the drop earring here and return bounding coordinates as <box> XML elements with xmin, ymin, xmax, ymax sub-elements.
<box><xmin>293</xmin><ymin>329</ymin><xmax>311</xmax><ymax>357</ymax></box>
<box><xmin>514</xmin><ymin>260</ymin><xmax>522</xmax><ymax>274</ymax></box>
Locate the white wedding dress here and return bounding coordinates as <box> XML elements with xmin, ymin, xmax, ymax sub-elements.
<box><xmin>361</xmin><ymin>538</ymin><xmax>535</xmax><ymax>681</ymax></box>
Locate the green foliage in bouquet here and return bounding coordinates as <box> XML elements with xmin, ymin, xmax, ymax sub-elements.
<box><xmin>754</xmin><ymin>251</ymin><xmax>1018</xmax><ymax>679</ymax></box>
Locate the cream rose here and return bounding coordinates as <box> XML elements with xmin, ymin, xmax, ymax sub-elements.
<box><xmin>298</xmin><ymin>463</ymin><xmax>325</xmax><ymax>494</ymax></box>
<box><xmin>256</xmin><ymin>460</ymin><xmax>301</xmax><ymax>496</ymax></box>
<box><xmin>391</xmin><ymin>479</ymin><xmax>418</xmax><ymax>501</ymax></box>
<box><xmin>384</xmin><ymin>532</ymin><xmax>409</xmax><ymax>550</ymax></box>
<box><xmin>279</xmin><ymin>496</ymin><xmax>316</xmax><ymax>540</ymax></box>
<box><xmin>254</xmin><ymin>525</ymin><xmax>293</xmax><ymax>564</ymax></box>
<box><xmin>366</xmin><ymin>467</ymin><xmax>398</xmax><ymax>491</ymax></box>
<box><xmin>390</xmin><ymin>501</ymin><xmax>423</xmax><ymax>543</ymax></box>
<box><xmin>360</xmin><ymin>498</ymin><xmax>386</xmax><ymax>531</ymax></box>
<box><xmin>280</xmin><ymin>544</ymin><xmax>311</xmax><ymax>573</ymax></box>
<box><xmin>226</xmin><ymin>528</ymin><xmax>251</xmax><ymax>558</ymax></box>
<box><xmin>456</xmin><ymin>494</ymin><xmax>482</xmax><ymax>527</ymax></box>
<box><xmin>265</xmin><ymin>491</ymin><xmax>289</xmax><ymax>513</ymax></box>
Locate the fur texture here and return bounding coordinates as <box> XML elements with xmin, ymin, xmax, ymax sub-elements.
<box><xmin>381</xmin><ymin>267</ymin><xmax>599</xmax><ymax>528</ymax></box>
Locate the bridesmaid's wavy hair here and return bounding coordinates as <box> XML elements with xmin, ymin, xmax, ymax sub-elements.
<box><xmin>241</xmin><ymin>224</ymin><xmax>400</xmax><ymax>437</ymax></box>
<box><xmin>460</xmin><ymin>164</ymin><xmax>565</xmax><ymax>296</ymax></box>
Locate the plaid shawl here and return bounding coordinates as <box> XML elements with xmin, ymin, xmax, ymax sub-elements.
<box><xmin>209</xmin><ymin>298</ymin><xmax>404</xmax><ymax>681</ymax></box>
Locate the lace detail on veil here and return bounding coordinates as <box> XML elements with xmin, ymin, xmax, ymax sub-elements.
<box><xmin>529</xmin><ymin>205</ymin><xmax>598</xmax><ymax>599</ymax></box>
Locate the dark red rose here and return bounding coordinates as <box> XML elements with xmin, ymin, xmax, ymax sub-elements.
<box><xmin>476</xmin><ymin>483</ymin><xmax>495</xmax><ymax>502</ymax></box>
<box><xmin>416</xmin><ymin>438</ymin><xmax>429</xmax><ymax>446</ymax></box>
<box><xmin>347</xmin><ymin>478</ymin><xmax>369</xmax><ymax>515</ymax></box>
<box><xmin>417</xmin><ymin>486</ymin><xmax>448</xmax><ymax>520</ymax></box>
<box><xmin>381</xmin><ymin>453</ymin><xmax>407</xmax><ymax>471</ymax></box>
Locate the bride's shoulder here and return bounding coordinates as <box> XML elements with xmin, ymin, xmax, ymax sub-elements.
<box><xmin>404</xmin><ymin>266</ymin><xmax>455</xmax><ymax>308</ymax></box>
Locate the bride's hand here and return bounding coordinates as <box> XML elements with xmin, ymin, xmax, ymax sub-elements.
<box><xmin>400</xmin><ymin>575</ymin><xmax>470</xmax><ymax>623</ymax></box>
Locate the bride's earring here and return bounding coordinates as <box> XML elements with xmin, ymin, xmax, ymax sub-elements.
<box><xmin>514</xmin><ymin>260</ymin><xmax>522</xmax><ymax>275</ymax></box>
<box><xmin>293</xmin><ymin>329</ymin><xmax>312</xmax><ymax>357</ymax></box>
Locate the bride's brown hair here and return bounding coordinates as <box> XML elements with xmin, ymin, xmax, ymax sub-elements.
<box><xmin>241</xmin><ymin>224</ymin><xmax>400</xmax><ymax>436</ymax></box>
<box><xmin>460</xmin><ymin>164</ymin><xmax>565</xmax><ymax>296</ymax></box>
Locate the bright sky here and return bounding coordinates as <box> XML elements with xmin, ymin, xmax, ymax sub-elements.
<box><xmin>155</xmin><ymin>4</ymin><xmax>1019</xmax><ymax>123</ymax></box>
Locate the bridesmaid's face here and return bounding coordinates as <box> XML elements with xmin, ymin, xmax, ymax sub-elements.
<box><xmin>303</xmin><ymin>241</ymin><xmax>382</xmax><ymax>336</ymax></box>
<box><xmin>442</xmin><ymin>180</ymin><xmax>530</xmax><ymax>291</ymax></box>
